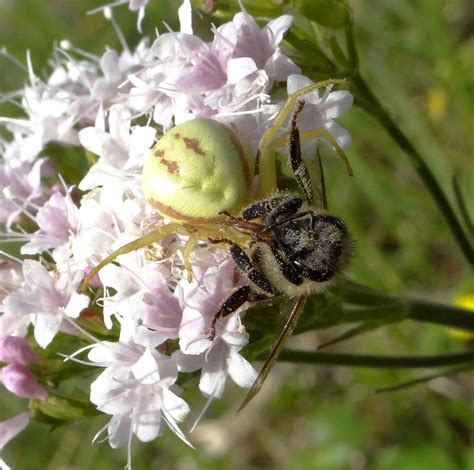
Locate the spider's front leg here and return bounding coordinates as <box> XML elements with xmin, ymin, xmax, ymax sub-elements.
<box><xmin>258</xmin><ymin>79</ymin><xmax>351</xmax><ymax>197</ymax></box>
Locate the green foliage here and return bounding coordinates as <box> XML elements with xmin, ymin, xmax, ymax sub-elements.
<box><xmin>293</xmin><ymin>0</ymin><xmax>352</xmax><ymax>29</ymax></box>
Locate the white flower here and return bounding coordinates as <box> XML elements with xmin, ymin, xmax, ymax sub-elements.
<box><xmin>0</xmin><ymin>157</ymin><xmax>46</xmax><ymax>227</ymax></box>
<box><xmin>88</xmin><ymin>341</ymin><xmax>191</xmax><ymax>447</ymax></box>
<box><xmin>287</xmin><ymin>74</ymin><xmax>353</xmax><ymax>153</ymax></box>
<box><xmin>78</xmin><ymin>104</ymin><xmax>156</xmax><ymax>193</ymax></box>
<box><xmin>3</xmin><ymin>260</ymin><xmax>89</xmax><ymax>348</ymax></box>
<box><xmin>175</xmin><ymin>312</ymin><xmax>257</xmax><ymax>399</ymax></box>
<box><xmin>20</xmin><ymin>188</ymin><xmax>79</xmax><ymax>259</ymax></box>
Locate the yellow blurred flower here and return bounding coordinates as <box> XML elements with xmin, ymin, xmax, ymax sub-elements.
<box><xmin>449</xmin><ymin>295</ymin><xmax>474</xmax><ymax>340</ymax></box>
<box><xmin>426</xmin><ymin>87</ymin><xmax>447</xmax><ymax>120</ymax></box>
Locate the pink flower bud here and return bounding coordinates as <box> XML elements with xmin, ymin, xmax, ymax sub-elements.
<box><xmin>0</xmin><ymin>336</ymin><xmax>38</xmax><ymax>365</ymax></box>
<box><xmin>0</xmin><ymin>364</ymin><xmax>48</xmax><ymax>400</ymax></box>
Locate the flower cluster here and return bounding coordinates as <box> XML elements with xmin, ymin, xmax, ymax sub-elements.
<box><xmin>0</xmin><ymin>0</ymin><xmax>353</xmax><ymax>464</ymax></box>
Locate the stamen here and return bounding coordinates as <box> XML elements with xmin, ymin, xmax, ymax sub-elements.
<box><xmin>0</xmin><ymin>47</ymin><xmax>29</xmax><ymax>73</ymax></box>
<box><xmin>57</xmin><ymin>353</ymin><xmax>104</xmax><ymax>367</ymax></box>
<box><xmin>60</xmin><ymin>343</ymin><xmax>96</xmax><ymax>362</ymax></box>
<box><xmin>103</xmin><ymin>7</ymin><xmax>131</xmax><ymax>54</ymax></box>
<box><xmin>0</xmin><ymin>250</ymin><xmax>23</xmax><ymax>264</ymax></box>
<box><xmin>190</xmin><ymin>389</ymin><xmax>217</xmax><ymax>432</ymax></box>
<box><xmin>87</xmin><ymin>0</ymin><xmax>128</xmax><ymax>16</ymax></box>
<box><xmin>60</xmin><ymin>315</ymin><xmax>103</xmax><ymax>344</ymax></box>
<box><xmin>58</xmin><ymin>41</ymin><xmax>101</xmax><ymax>64</ymax></box>
<box><xmin>125</xmin><ymin>417</ymin><xmax>133</xmax><ymax>470</ymax></box>
<box><xmin>162</xmin><ymin>410</ymin><xmax>194</xmax><ymax>448</ymax></box>
<box><xmin>92</xmin><ymin>422</ymin><xmax>109</xmax><ymax>444</ymax></box>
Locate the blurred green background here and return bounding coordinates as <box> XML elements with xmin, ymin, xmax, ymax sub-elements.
<box><xmin>0</xmin><ymin>0</ymin><xmax>473</xmax><ymax>468</ymax></box>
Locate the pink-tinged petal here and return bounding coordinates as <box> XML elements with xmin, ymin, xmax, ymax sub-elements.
<box><xmin>226</xmin><ymin>57</ymin><xmax>258</xmax><ymax>84</ymax></box>
<box><xmin>162</xmin><ymin>388</ymin><xmax>190</xmax><ymax>422</ymax></box>
<box><xmin>33</xmin><ymin>313</ymin><xmax>62</xmax><ymax>349</ymax></box>
<box><xmin>97</xmin><ymin>386</ymin><xmax>133</xmax><ymax>416</ymax></box>
<box><xmin>232</xmin><ymin>13</ymin><xmax>271</xmax><ymax>68</ymax></box>
<box><xmin>220</xmin><ymin>314</ymin><xmax>248</xmax><ymax>348</ymax></box>
<box><xmin>287</xmin><ymin>74</ymin><xmax>317</xmax><ymax>97</ymax></box>
<box><xmin>199</xmin><ymin>366</ymin><xmax>226</xmax><ymax>398</ymax></box>
<box><xmin>178</xmin><ymin>0</ymin><xmax>193</xmax><ymax>35</ymax></box>
<box><xmin>0</xmin><ymin>312</ymin><xmax>31</xmax><ymax>339</ymax></box>
<box><xmin>21</xmin><ymin>260</ymin><xmax>55</xmax><ymax>295</ymax></box>
<box><xmin>78</xmin><ymin>127</ymin><xmax>111</xmax><ymax>157</ymax></box>
<box><xmin>0</xmin><ymin>411</ymin><xmax>32</xmax><ymax>451</ymax></box>
<box><xmin>64</xmin><ymin>292</ymin><xmax>89</xmax><ymax>319</ymax></box>
<box><xmin>180</xmin><ymin>334</ymin><xmax>211</xmax><ymax>356</ymax></box>
<box><xmin>100</xmin><ymin>50</ymin><xmax>120</xmax><ymax>82</ymax></box>
<box><xmin>173</xmin><ymin>349</ymin><xmax>203</xmax><ymax>373</ymax></box>
<box><xmin>129</xmin><ymin>0</ymin><xmax>149</xmax><ymax>11</ymax></box>
<box><xmin>108</xmin><ymin>414</ymin><xmax>132</xmax><ymax>449</ymax></box>
<box><xmin>131</xmin><ymin>349</ymin><xmax>161</xmax><ymax>384</ymax></box>
<box><xmin>0</xmin><ymin>336</ymin><xmax>38</xmax><ymax>365</ymax></box>
<box><xmin>325</xmin><ymin>120</ymin><xmax>352</xmax><ymax>149</ymax></box>
<box><xmin>264</xmin><ymin>50</ymin><xmax>300</xmax><ymax>82</ymax></box>
<box><xmin>87</xmin><ymin>342</ymin><xmax>115</xmax><ymax>364</ymax></box>
<box><xmin>323</xmin><ymin>90</ymin><xmax>354</xmax><ymax>118</ymax></box>
<box><xmin>227</xmin><ymin>352</ymin><xmax>257</xmax><ymax>388</ymax></box>
<box><xmin>108</xmin><ymin>105</ymin><xmax>131</xmax><ymax>149</ymax></box>
<box><xmin>0</xmin><ymin>364</ymin><xmax>47</xmax><ymax>400</ymax></box>
<box><xmin>176</xmin><ymin>53</ymin><xmax>227</xmax><ymax>91</ymax></box>
<box><xmin>134</xmin><ymin>409</ymin><xmax>162</xmax><ymax>442</ymax></box>
<box><xmin>129</xmin><ymin>126</ymin><xmax>156</xmax><ymax>161</ymax></box>
<box><xmin>152</xmin><ymin>33</ymin><xmax>204</xmax><ymax>60</ymax></box>
<box><xmin>4</xmin><ymin>290</ymin><xmax>38</xmax><ymax>317</ymax></box>
<box><xmin>264</xmin><ymin>15</ymin><xmax>294</xmax><ymax>46</ymax></box>
<box><xmin>179</xmin><ymin>305</ymin><xmax>205</xmax><ymax>334</ymax></box>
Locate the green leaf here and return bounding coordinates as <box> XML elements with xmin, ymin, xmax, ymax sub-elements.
<box><xmin>373</xmin><ymin>445</ymin><xmax>461</xmax><ymax>470</ymax></box>
<box><xmin>30</xmin><ymin>395</ymin><xmax>97</xmax><ymax>425</ymax></box>
<box><xmin>284</xmin><ymin>30</ymin><xmax>337</xmax><ymax>76</ymax></box>
<box><xmin>293</xmin><ymin>0</ymin><xmax>352</xmax><ymax>29</ymax></box>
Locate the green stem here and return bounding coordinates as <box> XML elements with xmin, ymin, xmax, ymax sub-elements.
<box><xmin>343</xmin><ymin>281</ymin><xmax>474</xmax><ymax>332</ymax></box>
<box><xmin>407</xmin><ymin>298</ymin><xmax>474</xmax><ymax>331</ymax></box>
<box><xmin>350</xmin><ymin>72</ymin><xmax>474</xmax><ymax>266</ymax></box>
<box><xmin>279</xmin><ymin>350</ymin><xmax>474</xmax><ymax>368</ymax></box>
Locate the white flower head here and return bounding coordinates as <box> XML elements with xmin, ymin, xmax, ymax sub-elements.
<box><xmin>3</xmin><ymin>260</ymin><xmax>89</xmax><ymax>348</ymax></box>
<box><xmin>88</xmin><ymin>341</ymin><xmax>192</xmax><ymax>449</ymax></box>
<box><xmin>287</xmin><ymin>74</ymin><xmax>353</xmax><ymax>153</ymax></box>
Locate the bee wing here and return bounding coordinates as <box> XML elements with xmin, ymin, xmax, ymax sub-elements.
<box><xmin>239</xmin><ymin>295</ymin><xmax>308</xmax><ymax>411</ymax></box>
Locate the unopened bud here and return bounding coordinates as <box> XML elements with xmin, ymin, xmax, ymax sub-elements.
<box><xmin>0</xmin><ymin>336</ymin><xmax>38</xmax><ymax>366</ymax></box>
<box><xmin>1</xmin><ymin>364</ymin><xmax>47</xmax><ymax>400</ymax></box>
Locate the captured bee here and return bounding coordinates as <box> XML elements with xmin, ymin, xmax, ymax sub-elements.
<box><xmin>208</xmin><ymin>101</ymin><xmax>352</xmax><ymax>409</ymax></box>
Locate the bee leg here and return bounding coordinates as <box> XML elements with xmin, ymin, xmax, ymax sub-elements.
<box><xmin>208</xmin><ymin>244</ymin><xmax>278</xmax><ymax>340</ymax></box>
<box><xmin>269</xmin><ymin>243</ymin><xmax>304</xmax><ymax>286</ymax></box>
<box><xmin>208</xmin><ymin>285</ymin><xmax>252</xmax><ymax>340</ymax></box>
<box><xmin>287</xmin><ymin>99</ymin><xmax>314</xmax><ymax>205</ymax></box>
<box><xmin>230</xmin><ymin>244</ymin><xmax>278</xmax><ymax>296</ymax></box>
<box><xmin>242</xmin><ymin>196</ymin><xmax>303</xmax><ymax>222</ymax></box>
